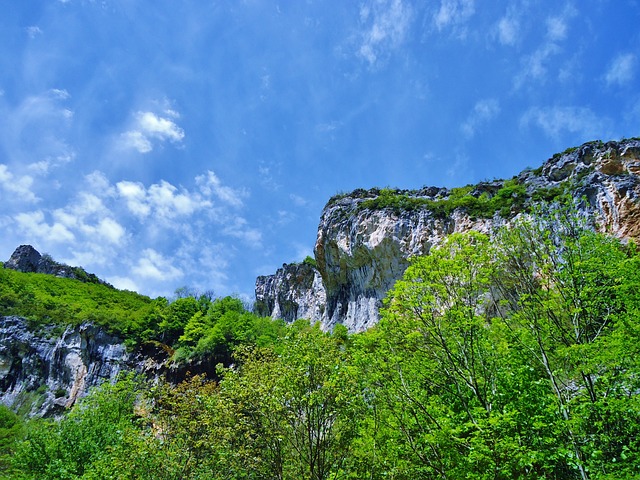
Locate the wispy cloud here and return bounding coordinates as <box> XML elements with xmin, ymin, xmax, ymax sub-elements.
<box><xmin>0</xmin><ymin>89</ymin><xmax>75</xmax><ymax>168</ymax></box>
<box><xmin>357</xmin><ymin>0</ymin><xmax>412</xmax><ymax>67</ymax></box>
<box><xmin>6</xmin><ymin>167</ymin><xmax>260</xmax><ymax>297</ymax></box>
<box><xmin>196</xmin><ymin>171</ymin><xmax>247</xmax><ymax>208</ymax></box>
<box><xmin>605</xmin><ymin>53</ymin><xmax>636</xmax><ymax>86</ymax></box>
<box><xmin>116</xmin><ymin>179</ymin><xmax>211</xmax><ymax>220</ymax></box>
<box><xmin>433</xmin><ymin>0</ymin><xmax>475</xmax><ymax>33</ymax></box>
<box><xmin>494</xmin><ymin>3</ymin><xmax>523</xmax><ymax>46</ymax></box>
<box><xmin>496</xmin><ymin>15</ymin><xmax>519</xmax><ymax>46</ymax></box>
<box><xmin>520</xmin><ymin>105</ymin><xmax>607</xmax><ymax>140</ymax></box>
<box><xmin>461</xmin><ymin>98</ymin><xmax>500</xmax><ymax>138</ymax></box>
<box><xmin>26</xmin><ymin>26</ymin><xmax>43</xmax><ymax>38</ymax></box>
<box><xmin>132</xmin><ymin>248</ymin><xmax>183</xmax><ymax>281</ymax></box>
<box><xmin>119</xmin><ymin>110</ymin><xmax>185</xmax><ymax>153</ymax></box>
<box><xmin>0</xmin><ymin>164</ymin><xmax>38</xmax><ymax>203</ymax></box>
<box><xmin>14</xmin><ymin>210</ymin><xmax>76</xmax><ymax>244</ymax></box>
<box><xmin>514</xmin><ymin>5</ymin><xmax>576</xmax><ymax>88</ymax></box>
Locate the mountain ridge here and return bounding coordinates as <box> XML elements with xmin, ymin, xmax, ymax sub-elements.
<box><xmin>256</xmin><ymin>138</ymin><xmax>640</xmax><ymax>331</ymax></box>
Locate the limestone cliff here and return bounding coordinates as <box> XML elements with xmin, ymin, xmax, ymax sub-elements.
<box><xmin>255</xmin><ymin>262</ymin><xmax>327</xmax><ymax>325</ymax></box>
<box><xmin>0</xmin><ymin>316</ymin><xmax>167</xmax><ymax>417</ymax></box>
<box><xmin>256</xmin><ymin>138</ymin><xmax>640</xmax><ymax>332</ymax></box>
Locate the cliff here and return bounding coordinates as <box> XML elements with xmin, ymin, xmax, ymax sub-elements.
<box><xmin>255</xmin><ymin>262</ymin><xmax>327</xmax><ymax>324</ymax></box>
<box><xmin>256</xmin><ymin>138</ymin><xmax>640</xmax><ymax>331</ymax></box>
<box><xmin>0</xmin><ymin>316</ymin><xmax>167</xmax><ymax>417</ymax></box>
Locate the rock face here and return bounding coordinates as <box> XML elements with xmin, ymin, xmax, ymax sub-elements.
<box><xmin>4</xmin><ymin>245</ymin><xmax>111</xmax><ymax>286</ymax></box>
<box><xmin>315</xmin><ymin>196</ymin><xmax>499</xmax><ymax>331</ymax></box>
<box><xmin>255</xmin><ymin>263</ymin><xmax>327</xmax><ymax>325</ymax></box>
<box><xmin>0</xmin><ymin>316</ymin><xmax>166</xmax><ymax>417</ymax></box>
<box><xmin>256</xmin><ymin>139</ymin><xmax>640</xmax><ymax>332</ymax></box>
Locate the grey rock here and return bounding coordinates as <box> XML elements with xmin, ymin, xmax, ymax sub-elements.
<box><xmin>4</xmin><ymin>245</ymin><xmax>111</xmax><ymax>286</ymax></box>
<box><xmin>256</xmin><ymin>138</ymin><xmax>640</xmax><ymax>332</ymax></box>
<box><xmin>255</xmin><ymin>263</ymin><xmax>327</xmax><ymax>325</ymax></box>
<box><xmin>0</xmin><ymin>316</ymin><xmax>166</xmax><ymax>417</ymax></box>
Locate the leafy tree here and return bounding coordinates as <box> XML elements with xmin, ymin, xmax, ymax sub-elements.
<box><xmin>218</xmin><ymin>323</ymin><xmax>366</xmax><ymax>480</ymax></box>
<box><xmin>492</xmin><ymin>205</ymin><xmax>640</xmax><ymax>478</ymax></box>
<box><xmin>0</xmin><ymin>405</ymin><xmax>24</xmax><ymax>477</ymax></box>
<box><xmin>13</xmin><ymin>374</ymin><xmax>142</xmax><ymax>479</ymax></box>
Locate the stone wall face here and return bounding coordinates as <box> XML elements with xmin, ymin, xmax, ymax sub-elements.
<box><xmin>256</xmin><ymin>139</ymin><xmax>640</xmax><ymax>332</ymax></box>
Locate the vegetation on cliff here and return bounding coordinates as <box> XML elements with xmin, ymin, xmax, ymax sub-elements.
<box><xmin>4</xmin><ymin>203</ymin><xmax>640</xmax><ymax>479</ymax></box>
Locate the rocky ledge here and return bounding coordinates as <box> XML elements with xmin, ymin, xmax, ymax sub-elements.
<box><xmin>256</xmin><ymin>138</ymin><xmax>640</xmax><ymax>332</ymax></box>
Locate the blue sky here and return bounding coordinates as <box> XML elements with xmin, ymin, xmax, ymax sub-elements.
<box><xmin>1</xmin><ymin>0</ymin><xmax>639</xmax><ymax>301</ymax></box>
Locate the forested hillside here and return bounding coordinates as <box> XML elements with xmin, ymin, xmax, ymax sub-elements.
<box><xmin>2</xmin><ymin>203</ymin><xmax>640</xmax><ymax>479</ymax></box>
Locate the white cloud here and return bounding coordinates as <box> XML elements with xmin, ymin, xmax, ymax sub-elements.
<box><xmin>137</xmin><ymin>111</ymin><xmax>184</xmax><ymax>142</ymax></box>
<box><xmin>14</xmin><ymin>210</ymin><xmax>76</xmax><ymax>244</ymax></box>
<box><xmin>116</xmin><ymin>179</ymin><xmax>213</xmax><ymax>220</ymax></box>
<box><xmin>496</xmin><ymin>15</ymin><xmax>519</xmax><ymax>46</ymax></box>
<box><xmin>546</xmin><ymin>16</ymin><xmax>567</xmax><ymax>42</ymax></box>
<box><xmin>47</xmin><ymin>192</ymin><xmax>127</xmax><ymax>247</ymax></box>
<box><xmin>133</xmin><ymin>248</ymin><xmax>183</xmax><ymax>281</ymax></box>
<box><xmin>75</xmin><ymin>217</ymin><xmax>126</xmax><ymax>245</ymax></box>
<box><xmin>520</xmin><ymin>105</ymin><xmax>606</xmax><ymax>140</ymax></box>
<box><xmin>605</xmin><ymin>53</ymin><xmax>636</xmax><ymax>86</ymax></box>
<box><xmin>196</xmin><ymin>170</ymin><xmax>246</xmax><ymax>207</ymax></box>
<box><xmin>26</xmin><ymin>26</ymin><xmax>42</xmax><ymax>38</ymax></box>
<box><xmin>116</xmin><ymin>181</ymin><xmax>151</xmax><ymax>217</ymax></box>
<box><xmin>120</xmin><ymin>110</ymin><xmax>185</xmax><ymax>153</ymax></box>
<box><xmin>515</xmin><ymin>43</ymin><xmax>560</xmax><ymax>87</ymax></box>
<box><xmin>27</xmin><ymin>153</ymin><xmax>75</xmax><ymax>175</ymax></box>
<box><xmin>85</xmin><ymin>171</ymin><xmax>115</xmax><ymax>195</ymax></box>
<box><xmin>0</xmin><ymin>164</ymin><xmax>38</xmax><ymax>203</ymax></box>
<box><xmin>433</xmin><ymin>0</ymin><xmax>475</xmax><ymax>32</ymax></box>
<box><xmin>357</xmin><ymin>0</ymin><xmax>412</xmax><ymax>67</ymax></box>
<box><xmin>121</xmin><ymin>131</ymin><xmax>152</xmax><ymax>153</ymax></box>
<box><xmin>109</xmin><ymin>276</ymin><xmax>140</xmax><ymax>292</ymax></box>
<box><xmin>3</xmin><ymin>166</ymin><xmax>257</xmax><ymax>298</ymax></box>
<box><xmin>148</xmin><ymin>181</ymin><xmax>208</xmax><ymax>218</ymax></box>
<box><xmin>461</xmin><ymin>99</ymin><xmax>500</xmax><ymax>138</ymax></box>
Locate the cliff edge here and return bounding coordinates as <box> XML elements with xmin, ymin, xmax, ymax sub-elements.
<box><xmin>256</xmin><ymin>139</ymin><xmax>640</xmax><ymax>331</ymax></box>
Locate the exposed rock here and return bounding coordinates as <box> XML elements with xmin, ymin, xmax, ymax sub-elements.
<box><xmin>4</xmin><ymin>245</ymin><xmax>111</xmax><ymax>287</ymax></box>
<box><xmin>314</xmin><ymin>199</ymin><xmax>498</xmax><ymax>331</ymax></box>
<box><xmin>255</xmin><ymin>263</ymin><xmax>327</xmax><ymax>325</ymax></box>
<box><xmin>256</xmin><ymin>138</ymin><xmax>640</xmax><ymax>332</ymax></box>
<box><xmin>0</xmin><ymin>316</ymin><xmax>167</xmax><ymax>417</ymax></box>
<box><xmin>4</xmin><ymin>245</ymin><xmax>41</xmax><ymax>273</ymax></box>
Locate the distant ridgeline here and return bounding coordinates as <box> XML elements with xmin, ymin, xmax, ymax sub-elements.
<box><xmin>256</xmin><ymin>138</ymin><xmax>640</xmax><ymax>331</ymax></box>
<box><xmin>3</xmin><ymin>245</ymin><xmax>111</xmax><ymax>286</ymax></box>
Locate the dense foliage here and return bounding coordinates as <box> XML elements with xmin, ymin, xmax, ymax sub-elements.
<box><xmin>357</xmin><ymin>180</ymin><xmax>565</xmax><ymax>219</ymax></box>
<box><xmin>0</xmin><ymin>267</ymin><xmax>156</xmax><ymax>335</ymax></box>
<box><xmin>3</xmin><ymin>206</ymin><xmax>640</xmax><ymax>479</ymax></box>
<box><xmin>0</xmin><ymin>267</ymin><xmax>286</xmax><ymax>362</ymax></box>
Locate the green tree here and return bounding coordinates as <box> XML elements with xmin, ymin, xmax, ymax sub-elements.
<box><xmin>0</xmin><ymin>405</ymin><xmax>24</xmax><ymax>477</ymax></box>
<box><xmin>218</xmin><ymin>323</ymin><xmax>365</xmax><ymax>480</ymax></box>
<box><xmin>13</xmin><ymin>374</ymin><xmax>142</xmax><ymax>479</ymax></box>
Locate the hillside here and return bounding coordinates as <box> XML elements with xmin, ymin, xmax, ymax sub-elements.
<box><xmin>2</xmin><ymin>138</ymin><xmax>640</xmax><ymax>479</ymax></box>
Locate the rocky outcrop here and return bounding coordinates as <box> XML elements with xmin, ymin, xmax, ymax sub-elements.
<box><xmin>315</xmin><ymin>196</ymin><xmax>499</xmax><ymax>331</ymax></box>
<box><xmin>257</xmin><ymin>138</ymin><xmax>640</xmax><ymax>332</ymax></box>
<box><xmin>255</xmin><ymin>263</ymin><xmax>327</xmax><ymax>325</ymax></box>
<box><xmin>4</xmin><ymin>245</ymin><xmax>111</xmax><ymax>286</ymax></box>
<box><xmin>0</xmin><ymin>316</ymin><xmax>166</xmax><ymax>417</ymax></box>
